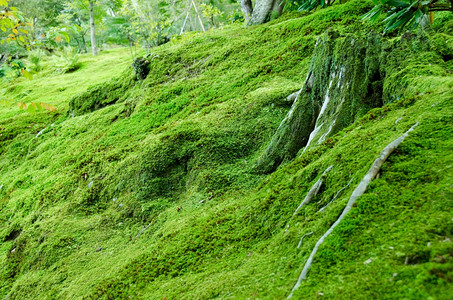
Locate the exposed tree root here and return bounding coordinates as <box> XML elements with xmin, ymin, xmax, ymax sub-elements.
<box><xmin>318</xmin><ymin>176</ymin><xmax>354</xmax><ymax>213</ymax></box>
<box><xmin>286</xmin><ymin>90</ymin><xmax>301</xmax><ymax>103</ymax></box>
<box><xmin>293</xmin><ymin>165</ymin><xmax>333</xmax><ymax>216</ymax></box>
<box><xmin>135</xmin><ymin>223</ymin><xmax>152</xmax><ymax>239</ymax></box>
<box><xmin>297</xmin><ymin>232</ymin><xmax>314</xmax><ymax>249</ymax></box>
<box><xmin>287</xmin><ymin>123</ymin><xmax>418</xmax><ymax>299</ymax></box>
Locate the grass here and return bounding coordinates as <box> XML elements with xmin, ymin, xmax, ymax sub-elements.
<box><xmin>0</xmin><ymin>1</ymin><xmax>452</xmax><ymax>299</ymax></box>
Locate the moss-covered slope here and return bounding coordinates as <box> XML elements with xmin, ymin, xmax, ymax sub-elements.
<box><xmin>0</xmin><ymin>1</ymin><xmax>452</xmax><ymax>299</ymax></box>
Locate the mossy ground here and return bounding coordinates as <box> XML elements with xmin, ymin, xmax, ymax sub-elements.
<box><xmin>1</xmin><ymin>1</ymin><xmax>452</xmax><ymax>299</ymax></box>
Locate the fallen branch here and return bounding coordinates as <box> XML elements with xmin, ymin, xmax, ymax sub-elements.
<box><xmin>293</xmin><ymin>165</ymin><xmax>333</xmax><ymax>215</ymax></box>
<box><xmin>297</xmin><ymin>231</ymin><xmax>314</xmax><ymax>249</ymax></box>
<box><xmin>288</xmin><ymin>123</ymin><xmax>418</xmax><ymax>299</ymax></box>
<box><xmin>318</xmin><ymin>176</ymin><xmax>354</xmax><ymax>213</ymax></box>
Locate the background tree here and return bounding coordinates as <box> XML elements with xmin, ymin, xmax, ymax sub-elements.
<box><xmin>241</xmin><ymin>0</ymin><xmax>284</xmax><ymax>25</ymax></box>
<box><xmin>89</xmin><ymin>0</ymin><xmax>98</xmax><ymax>55</ymax></box>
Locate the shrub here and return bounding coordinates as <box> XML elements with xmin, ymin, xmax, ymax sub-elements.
<box><xmin>52</xmin><ymin>46</ymin><xmax>81</xmax><ymax>74</ymax></box>
<box><xmin>28</xmin><ymin>49</ymin><xmax>46</xmax><ymax>72</ymax></box>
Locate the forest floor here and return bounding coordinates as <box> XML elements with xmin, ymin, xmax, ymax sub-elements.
<box><xmin>1</xmin><ymin>1</ymin><xmax>452</xmax><ymax>298</ymax></box>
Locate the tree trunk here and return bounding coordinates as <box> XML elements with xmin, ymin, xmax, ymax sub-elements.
<box><xmin>248</xmin><ymin>0</ymin><xmax>282</xmax><ymax>25</ymax></box>
<box><xmin>241</xmin><ymin>0</ymin><xmax>253</xmax><ymax>24</ymax></box>
<box><xmin>271</xmin><ymin>0</ymin><xmax>284</xmax><ymax>19</ymax></box>
<box><xmin>80</xmin><ymin>31</ymin><xmax>88</xmax><ymax>53</ymax></box>
<box><xmin>254</xmin><ymin>31</ymin><xmax>384</xmax><ymax>174</ymax></box>
<box><xmin>89</xmin><ymin>0</ymin><xmax>98</xmax><ymax>56</ymax></box>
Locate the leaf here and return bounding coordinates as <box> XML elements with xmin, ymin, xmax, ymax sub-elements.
<box><xmin>21</xmin><ymin>69</ymin><xmax>33</xmax><ymax>80</ymax></box>
<box><xmin>59</xmin><ymin>31</ymin><xmax>70</xmax><ymax>43</ymax></box>
<box><xmin>26</xmin><ymin>103</ymin><xmax>37</xmax><ymax>113</ymax></box>
<box><xmin>362</xmin><ymin>5</ymin><xmax>384</xmax><ymax>22</ymax></box>
<box><xmin>384</xmin><ymin>10</ymin><xmax>414</xmax><ymax>33</ymax></box>
<box><xmin>39</xmin><ymin>103</ymin><xmax>57</xmax><ymax>112</ymax></box>
<box><xmin>383</xmin><ymin>0</ymin><xmax>410</xmax><ymax>7</ymax></box>
<box><xmin>17</xmin><ymin>102</ymin><xmax>27</xmax><ymax>110</ymax></box>
<box><xmin>414</xmin><ymin>8</ymin><xmax>423</xmax><ymax>22</ymax></box>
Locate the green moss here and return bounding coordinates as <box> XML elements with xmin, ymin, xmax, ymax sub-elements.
<box><xmin>68</xmin><ymin>70</ymin><xmax>136</xmax><ymax>116</ymax></box>
<box><xmin>0</xmin><ymin>1</ymin><xmax>452</xmax><ymax>299</ymax></box>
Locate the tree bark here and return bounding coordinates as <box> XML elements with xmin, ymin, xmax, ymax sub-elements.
<box><xmin>241</xmin><ymin>0</ymin><xmax>253</xmax><ymax>24</ymax></box>
<box><xmin>89</xmin><ymin>0</ymin><xmax>98</xmax><ymax>56</ymax></box>
<box><xmin>249</xmin><ymin>0</ymin><xmax>275</xmax><ymax>25</ymax></box>
<box><xmin>271</xmin><ymin>0</ymin><xmax>284</xmax><ymax>19</ymax></box>
<box><xmin>80</xmin><ymin>30</ymin><xmax>88</xmax><ymax>53</ymax></box>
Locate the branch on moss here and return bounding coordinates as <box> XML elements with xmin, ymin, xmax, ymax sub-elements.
<box><xmin>287</xmin><ymin>123</ymin><xmax>418</xmax><ymax>299</ymax></box>
<box><xmin>318</xmin><ymin>176</ymin><xmax>354</xmax><ymax>213</ymax></box>
<box><xmin>293</xmin><ymin>165</ymin><xmax>333</xmax><ymax>216</ymax></box>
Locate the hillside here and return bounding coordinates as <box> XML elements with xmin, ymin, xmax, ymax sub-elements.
<box><xmin>1</xmin><ymin>1</ymin><xmax>453</xmax><ymax>299</ymax></box>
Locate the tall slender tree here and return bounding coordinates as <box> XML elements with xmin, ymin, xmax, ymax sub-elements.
<box><xmin>89</xmin><ymin>0</ymin><xmax>97</xmax><ymax>55</ymax></box>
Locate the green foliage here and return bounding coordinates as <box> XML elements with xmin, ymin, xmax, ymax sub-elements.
<box><xmin>363</xmin><ymin>0</ymin><xmax>453</xmax><ymax>34</ymax></box>
<box><xmin>293</xmin><ymin>0</ymin><xmax>452</xmax><ymax>34</ymax></box>
<box><xmin>363</xmin><ymin>0</ymin><xmax>428</xmax><ymax>34</ymax></box>
<box><xmin>27</xmin><ymin>48</ymin><xmax>45</xmax><ymax>72</ymax></box>
<box><xmin>298</xmin><ymin>0</ymin><xmax>344</xmax><ymax>11</ymax></box>
<box><xmin>51</xmin><ymin>46</ymin><xmax>81</xmax><ymax>73</ymax></box>
<box><xmin>200</xmin><ymin>3</ymin><xmax>224</xmax><ymax>27</ymax></box>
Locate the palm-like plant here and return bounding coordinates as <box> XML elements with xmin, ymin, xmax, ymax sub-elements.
<box><xmin>298</xmin><ymin>0</ymin><xmax>346</xmax><ymax>11</ymax></box>
<box><xmin>363</xmin><ymin>0</ymin><xmax>453</xmax><ymax>34</ymax></box>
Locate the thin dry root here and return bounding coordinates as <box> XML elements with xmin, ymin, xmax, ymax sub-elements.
<box><xmin>318</xmin><ymin>176</ymin><xmax>354</xmax><ymax>213</ymax></box>
<box><xmin>297</xmin><ymin>231</ymin><xmax>314</xmax><ymax>249</ymax></box>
